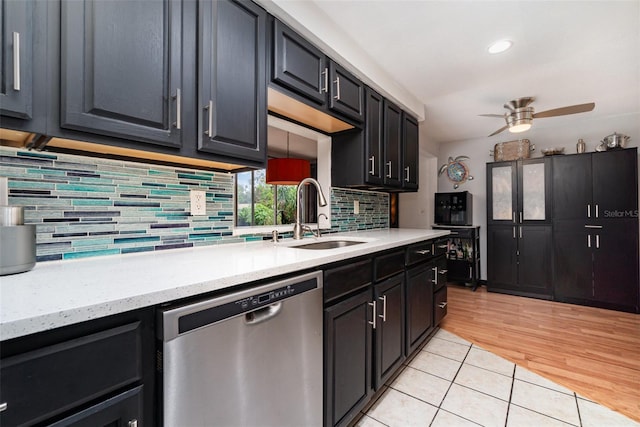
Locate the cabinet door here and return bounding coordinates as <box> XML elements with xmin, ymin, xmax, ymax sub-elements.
<box><xmin>328</xmin><ymin>61</ymin><xmax>364</xmax><ymax>122</ymax></box>
<box><xmin>517</xmin><ymin>225</ymin><xmax>552</xmax><ymax>296</ymax></box>
<box><xmin>402</xmin><ymin>113</ymin><xmax>419</xmax><ymax>190</ymax></box>
<box><xmin>198</xmin><ymin>0</ymin><xmax>266</xmax><ymax>164</ymax></box>
<box><xmin>47</xmin><ymin>386</ymin><xmax>142</xmax><ymax>427</ymax></box>
<box><xmin>553</xmin><ymin>222</ymin><xmax>593</xmax><ymax>300</ymax></box>
<box><xmin>592</xmin><ymin>149</ymin><xmax>638</xmax><ymax>219</ymax></box>
<box><xmin>363</xmin><ymin>87</ymin><xmax>384</xmax><ymax>185</ymax></box>
<box><xmin>519</xmin><ymin>158</ymin><xmax>550</xmax><ymax>223</ymax></box>
<box><xmin>0</xmin><ymin>0</ymin><xmax>33</xmax><ymax>119</ymax></box>
<box><xmin>374</xmin><ymin>274</ymin><xmax>405</xmax><ymax>389</ymax></box>
<box><xmin>272</xmin><ymin>19</ymin><xmax>326</xmax><ymax>105</ymax></box>
<box><xmin>405</xmin><ymin>264</ymin><xmax>433</xmax><ymax>355</ymax></box>
<box><xmin>61</xmin><ymin>0</ymin><xmax>183</xmax><ymax>148</ymax></box>
<box><xmin>324</xmin><ymin>290</ymin><xmax>373</xmax><ymax>427</ymax></box>
<box><xmin>487</xmin><ymin>161</ymin><xmax>517</xmax><ymax>224</ymax></box>
<box><xmin>486</xmin><ymin>225</ymin><xmax>517</xmax><ymax>290</ymax></box>
<box><xmin>552</xmin><ymin>154</ymin><xmax>592</xmax><ymax>221</ymax></box>
<box><xmin>383</xmin><ymin>100</ymin><xmax>402</xmax><ymax>187</ymax></box>
<box><xmin>593</xmin><ymin>219</ymin><xmax>639</xmax><ymax>310</ymax></box>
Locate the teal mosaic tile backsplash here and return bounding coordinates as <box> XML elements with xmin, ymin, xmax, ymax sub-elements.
<box><xmin>1</xmin><ymin>147</ymin><xmax>388</xmax><ymax>262</ymax></box>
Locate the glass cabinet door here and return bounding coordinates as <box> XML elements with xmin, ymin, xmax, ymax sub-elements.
<box><xmin>521</xmin><ymin>162</ymin><xmax>546</xmax><ymax>220</ymax></box>
<box><xmin>490</xmin><ymin>164</ymin><xmax>515</xmax><ymax>222</ymax></box>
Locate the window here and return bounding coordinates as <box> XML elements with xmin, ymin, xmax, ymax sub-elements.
<box><xmin>235</xmin><ymin>170</ymin><xmax>300</xmax><ymax>227</ymax></box>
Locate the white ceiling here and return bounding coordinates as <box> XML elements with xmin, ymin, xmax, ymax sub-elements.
<box><xmin>265</xmin><ymin>0</ymin><xmax>640</xmax><ymax>145</ymax></box>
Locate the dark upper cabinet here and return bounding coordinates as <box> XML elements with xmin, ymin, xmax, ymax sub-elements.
<box><xmin>272</xmin><ymin>19</ymin><xmax>325</xmax><ymax>105</ymax></box>
<box><xmin>402</xmin><ymin>113</ymin><xmax>419</xmax><ymax>190</ymax></box>
<box><xmin>197</xmin><ymin>0</ymin><xmax>267</xmax><ymax>164</ymax></box>
<box><xmin>0</xmin><ymin>0</ymin><xmax>47</xmax><ymax>133</ymax></box>
<box><xmin>383</xmin><ymin>99</ymin><xmax>403</xmax><ymax>187</ymax></box>
<box><xmin>365</xmin><ymin>88</ymin><xmax>385</xmax><ymax>186</ymax></box>
<box><xmin>270</xmin><ymin>18</ymin><xmax>364</xmax><ymax>123</ymax></box>
<box><xmin>487</xmin><ymin>157</ymin><xmax>551</xmax><ymax>225</ymax></box>
<box><xmin>553</xmin><ymin>149</ymin><xmax>638</xmax><ymax>221</ymax></box>
<box><xmin>60</xmin><ymin>0</ymin><xmax>185</xmax><ymax>148</ymax></box>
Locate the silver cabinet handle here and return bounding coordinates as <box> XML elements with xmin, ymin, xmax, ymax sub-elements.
<box><xmin>416</xmin><ymin>249</ymin><xmax>430</xmax><ymax>255</ymax></box>
<box><xmin>13</xmin><ymin>32</ymin><xmax>20</xmax><ymax>91</ymax></box>
<box><xmin>595</xmin><ymin>204</ymin><xmax>599</xmax><ymax>218</ymax></box>
<box><xmin>438</xmin><ymin>302</ymin><xmax>448</xmax><ymax>309</ymax></box>
<box><xmin>404</xmin><ymin>166</ymin><xmax>410</xmax><ymax>182</ymax></box>
<box><xmin>204</xmin><ymin>100</ymin><xmax>213</xmax><ymax>137</ymax></box>
<box><xmin>173</xmin><ymin>88</ymin><xmax>181</xmax><ymax>129</ymax></box>
<box><xmin>432</xmin><ymin>267</ymin><xmax>438</xmax><ymax>285</ymax></box>
<box><xmin>588</xmin><ymin>234</ymin><xmax>591</xmax><ymax>248</ymax></box>
<box><xmin>596</xmin><ymin>234</ymin><xmax>600</xmax><ymax>249</ymax></box>
<box><xmin>513</xmin><ymin>211</ymin><xmax>516</xmax><ymax>223</ymax></box>
<box><xmin>513</xmin><ymin>226</ymin><xmax>516</xmax><ymax>239</ymax></box>
<box><xmin>469</xmin><ymin>266</ymin><xmax>473</xmax><ymax>278</ymax></box>
<box><xmin>584</xmin><ymin>225</ymin><xmax>603</xmax><ymax>229</ymax></box>
<box><xmin>386</xmin><ymin>161</ymin><xmax>392</xmax><ymax>178</ymax></box>
<box><xmin>378</xmin><ymin>295</ymin><xmax>387</xmax><ymax>322</ymax></box>
<box><xmin>520</xmin><ymin>212</ymin><xmax>523</xmax><ymax>223</ymax></box>
<box><xmin>334</xmin><ymin>76</ymin><xmax>341</xmax><ymax>100</ymax></box>
<box><xmin>438</xmin><ymin>244</ymin><xmax>448</xmax><ymax>249</ymax></box>
<box><xmin>368</xmin><ymin>301</ymin><xmax>377</xmax><ymax>329</ymax></box>
<box><xmin>128</xmin><ymin>420</ymin><xmax>138</xmax><ymax>427</ymax></box>
<box><xmin>439</xmin><ymin>269</ymin><xmax>448</xmax><ymax>274</ymax></box>
<box><xmin>369</xmin><ymin>156</ymin><xmax>375</xmax><ymax>175</ymax></box>
<box><xmin>587</xmin><ymin>204</ymin><xmax>591</xmax><ymax>218</ymax></box>
<box><xmin>519</xmin><ymin>226</ymin><xmax>522</xmax><ymax>239</ymax></box>
<box><xmin>321</xmin><ymin>67</ymin><xmax>328</xmax><ymax>93</ymax></box>
<box><xmin>0</xmin><ymin>402</ymin><xmax>7</xmax><ymax>412</ymax></box>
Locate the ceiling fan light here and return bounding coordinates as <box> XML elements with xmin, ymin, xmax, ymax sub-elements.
<box><xmin>488</xmin><ymin>39</ymin><xmax>513</xmax><ymax>54</ymax></box>
<box><xmin>509</xmin><ymin>122</ymin><xmax>532</xmax><ymax>133</ymax></box>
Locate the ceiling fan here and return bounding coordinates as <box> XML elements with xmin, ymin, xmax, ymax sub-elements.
<box><xmin>480</xmin><ymin>97</ymin><xmax>595</xmax><ymax>137</ymax></box>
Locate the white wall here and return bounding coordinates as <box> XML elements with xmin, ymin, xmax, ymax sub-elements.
<box><xmin>437</xmin><ymin>113</ymin><xmax>640</xmax><ymax>280</ymax></box>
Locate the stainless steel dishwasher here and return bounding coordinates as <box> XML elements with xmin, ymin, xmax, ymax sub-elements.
<box><xmin>159</xmin><ymin>271</ymin><xmax>323</xmax><ymax>427</ymax></box>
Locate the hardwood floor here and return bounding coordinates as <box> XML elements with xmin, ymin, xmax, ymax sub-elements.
<box><xmin>440</xmin><ymin>285</ymin><xmax>640</xmax><ymax>423</ymax></box>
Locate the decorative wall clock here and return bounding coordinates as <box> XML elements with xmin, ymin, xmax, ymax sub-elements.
<box><xmin>439</xmin><ymin>156</ymin><xmax>474</xmax><ymax>189</ymax></box>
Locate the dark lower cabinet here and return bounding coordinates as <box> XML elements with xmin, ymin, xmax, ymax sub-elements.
<box><xmin>324</xmin><ymin>289</ymin><xmax>373</xmax><ymax>427</ymax></box>
<box><xmin>554</xmin><ymin>219</ymin><xmax>639</xmax><ymax>312</ymax></box>
<box><xmin>487</xmin><ymin>225</ymin><xmax>552</xmax><ymax>298</ymax></box>
<box><xmin>0</xmin><ymin>308</ymin><xmax>154</xmax><ymax>426</ymax></box>
<box><xmin>405</xmin><ymin>264</ymin><xmax>433</xmax><ymax>354</ymax></box>
<box><xmin>373</xmin><ymin>273</ymin><xmax>405</xmax><ymax>389</ymax></box>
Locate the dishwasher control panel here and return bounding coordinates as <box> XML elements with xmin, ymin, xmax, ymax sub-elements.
<box><xmin>177</xmin><ymin>276</ymin><xmax>319</xmax><ymax>334</ymax></box>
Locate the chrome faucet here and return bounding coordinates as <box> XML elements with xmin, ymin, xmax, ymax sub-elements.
<box><xmin>293</xmin><ymin>178</ymin><xmax>328</xmax><ymax>240</ymax></box>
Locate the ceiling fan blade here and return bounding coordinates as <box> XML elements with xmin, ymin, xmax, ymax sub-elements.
<box><xmin>479</xmin><ymin>114</ymin><xmax>505</xmax><ymax>118</ymax></box>
<box><xmin>488</xmin><ymin>125</ymin><xmax>509</xmax><ymax>137</ymax></box>
<box><xmin>533</xmin><ymin>102</ymin><xmax>595</xmax><ymax>118</ymax></box>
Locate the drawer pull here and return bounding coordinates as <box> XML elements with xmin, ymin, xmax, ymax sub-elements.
<box><xmin>0</xmin><ymin>402</ymin><xmax>7</xmax><ymax>412</ymax></box>
<box><xmin>438</xmin><ymin>269</ymin><xmax>448</xmax><ymax>274</ymax></box>
<box><xmin>128</xmin><ymin>420</ymin><xmax>138</xmax><ymax>427</ymax></box>
<box><xmin>438</xmin><ymin>244</ymin><xmax>448</xmax><ymax>249</ymax></box>
<box><xmin>438</xmin><ymin>302</ymin><xmax>448</xmax><ymax>309</ymax></box>
<box><xmin>416</xmin><ymin>249</ymin><xmax>431</xmax><ymax>255</ymax></box>
<box><xmin>368</xmin><ymin>301</ymin><xmax>377</xmax><ymax>329</ymax></box>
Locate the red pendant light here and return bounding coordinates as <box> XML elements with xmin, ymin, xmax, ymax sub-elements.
<box><xmin>265</xmin><ymin>132</ymin><xmax>311</xmax><ymax>185</ymax></box>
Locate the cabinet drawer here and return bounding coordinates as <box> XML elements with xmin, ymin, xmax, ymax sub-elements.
<box><xmin>434</xmin><ymin>286</ymin><xmax>448</xmax><ymax>326</ymax></box>
<box><xmin>374</xmin><ymin>250</ymin><xmax>405</xmax><ymax>282</ymax></box>
<box><xmin>0</xmin><ymin>322</ymin><xmax>142</xmax><ymax>426</ymax></box>
<box><xmin>406</xmin><ymin>240</ymin><xmax>446</xmax><ymax>266</ymax></box>
<box><xmin>324</xmin><ymin>258</ymin><xmax>372</xmax><ymax>303</ymax></box>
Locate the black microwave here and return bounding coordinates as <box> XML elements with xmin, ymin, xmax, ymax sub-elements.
<box><xmin>434</xmin><ymin>191</ymin><xmax>473</xmax><ymax>226</ymax></box>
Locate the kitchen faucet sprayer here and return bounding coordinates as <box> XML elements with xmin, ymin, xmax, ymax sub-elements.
<box><xmin>293</xmin><ymin>178</ymin><xmax>327</xmax><ymax>240</ymax></box>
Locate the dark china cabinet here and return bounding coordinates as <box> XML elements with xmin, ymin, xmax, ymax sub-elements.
<box><xmin>486</xmin><ymin>158</ymin><xmax>553</xmax><ymax>298</ymax></box>
<box><xmin>197</xmin><ymin>0</ymin><xmax>267</xmax><ymax>164</ymax></box>
<box><xmin>0</xmin><ymin>0</ymin><xmax>47</xmax><ymax>134</ymax></box>
<box><xmin>271</xmin><ymin>19</ymin><xmax>364</xmax><ymax>123</ymax></box>
<box><xmin>552</xmin><ymin>148</ymin><xmax>639</xmax><ymax>312</ymax></box>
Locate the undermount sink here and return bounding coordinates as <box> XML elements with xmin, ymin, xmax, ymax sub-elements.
<box><xmin>289</xmin><ymin>240</ymin><xmax>366</xmax><ymax>250</ymax></box>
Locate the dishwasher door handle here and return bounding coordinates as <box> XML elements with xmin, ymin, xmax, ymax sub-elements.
<box><xmin>245</xmin><ymin>302</ymin><xmax>282</xmax><ymax>325</ymax></box>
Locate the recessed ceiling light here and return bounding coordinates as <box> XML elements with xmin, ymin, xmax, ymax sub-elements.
<box><xmin>488</xmin><ymin>39</ymin><xmax>513</xmax><ymax>54</ymax></box>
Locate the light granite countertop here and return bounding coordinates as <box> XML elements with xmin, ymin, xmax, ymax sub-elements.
<box><xmin>0</xmin><ymin>228</ymin><xmax>449</xmax><ymax>341</ymax></box>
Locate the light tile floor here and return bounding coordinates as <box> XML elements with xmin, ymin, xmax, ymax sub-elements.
<box><xmin>357</xmin><ymin>329</ymin><xmax>640</xmax><ymax>427</ymax></box>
